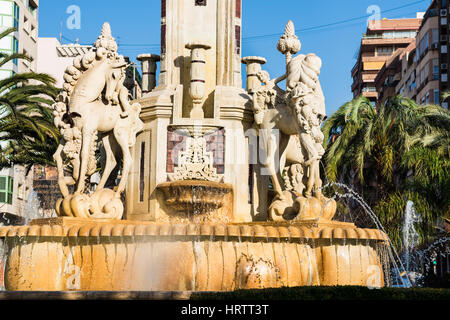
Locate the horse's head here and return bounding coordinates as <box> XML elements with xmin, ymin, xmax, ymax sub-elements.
<box><xmin>104</xmin><ymin>58</ymin><xmax>128</xmax><ymax>104</ymax></box>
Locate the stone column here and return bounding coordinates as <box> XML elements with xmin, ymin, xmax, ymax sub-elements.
<box><xmin>242</xmin><ymin>56</ymin><xmax>267</xmax><ymax>93</ymax></box>
<box><xmin>137</xmin><ymin>54</ymin><xmax>161</xmax><ymax>94</ymax></box>
<box><xmin>185</xmin><ymin>43</ymin><xmax>211</xmax><ymax>119</ymax></box>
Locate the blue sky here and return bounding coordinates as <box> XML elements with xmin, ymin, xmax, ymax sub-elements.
<box><xmin>38</xmin><ymin>0</ymin><xmax>432</xmax><ymax>115</ymax></box>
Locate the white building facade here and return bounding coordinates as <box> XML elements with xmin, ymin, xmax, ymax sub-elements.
<box><xmin>0</xmin><ymin>0</ymin><xmax>38</xmax><ymax>79</ymax></box>
<box><xmin>0</xmin><ymin>0</ymin><xmax>38</xmax><ymax>222</ymax></box>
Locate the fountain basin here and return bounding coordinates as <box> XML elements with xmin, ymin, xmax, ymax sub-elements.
<box><xmin>0</xmin><ymin>218</ymin><xmax>388</xmax><ymax>291</ymax></box>
<box><xmin>156</xmin><ymin>180</ymin><xmax>233</xmax><ymax>223</ymax></box>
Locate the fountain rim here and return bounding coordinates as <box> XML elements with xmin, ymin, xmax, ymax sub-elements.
<box><xmin>0</xmin><ymin>218</ymin><xmax>388</xmax><ymax>242</ymax></box>
<box><xmin>156</xmin><ymin>180</ymin><xmax>233</xmax><ymax>191</ymax></box>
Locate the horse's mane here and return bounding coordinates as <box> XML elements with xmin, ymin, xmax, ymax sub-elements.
<box><xmin>61</xmin><ymin>49</ymin><xmax>100</xmax><ymax>100</ymax></box>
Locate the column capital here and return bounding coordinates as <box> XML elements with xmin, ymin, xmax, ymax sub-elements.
<box><xmin>137</xmin><ymin>54</ymin><xmax>161</xmax><ymax>62</ymax></box>
<box><xmin>242</xmin><ymin>56</ymin><xmax>267</xmax><ymax>65</ymax></box>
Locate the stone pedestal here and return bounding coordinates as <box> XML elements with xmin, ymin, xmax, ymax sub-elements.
<box><xmin>242</xmin><ymin>56</ymin><xmax>267</xmax><ymax>93</ymax></box>
<box><xmin>137</xmin><ymin>54</ymin><xmax>160</xmax><ymax>95</ymax></box>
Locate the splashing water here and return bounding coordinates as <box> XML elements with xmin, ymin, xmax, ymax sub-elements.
<box><xmin>402</xmin><ymin>201</ymin><xmax>421</xmax><ymax>275</ymax></box>
<box><xmin>321</xmin><ymin>182</ymin><xmax>410</xmax><ymax>288</ymax></box>
<box><xmin>0</xmin><ymin>238</ymin><xmax>6</xmax><ymax>291</ymax></box>
<box><xmin>405</xmin><ymin>237</ymin><xmax>450</xmax><ymax>287</ymax></box>
<box><xmin>24</xmin><ymin>190</ymin><xmax>43</xmax><ymax>224</ymax></box>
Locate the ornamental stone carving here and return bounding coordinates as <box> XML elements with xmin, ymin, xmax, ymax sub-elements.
<box><xmin>52</xmin><ymin>22</ymin><xmax>143</xmax><ymax>220</ymax></box>
<box><xmin>168</xmin><ymin>132</ymin><xmax>223</xmax><ymax>183</ymax></box>
<box><xmin>247</xmin><ymin>21</ymin><xmax>336</xmax><ymax>222</ymax></box>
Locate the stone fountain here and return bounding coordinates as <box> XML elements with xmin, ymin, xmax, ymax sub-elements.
<box><xmin>0</xmin><ymin>1</ymin><xmax>389</xmax><ymax>292</ymax></box>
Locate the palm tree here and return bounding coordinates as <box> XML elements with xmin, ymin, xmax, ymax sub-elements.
<box><xmin>0</xmin><ymin>27</ymin><xmax>60</xmax><ymax>172</ymax></box>
<box><xmin>322</xmin><ymin>95</ymin><xmax>450</xmax><ymax>249</ymax></box>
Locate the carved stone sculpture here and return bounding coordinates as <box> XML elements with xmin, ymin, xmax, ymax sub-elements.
<box><xmin>186</xmin><ymin>43</ymin><xmax>212</xmax><ymax>119</ymax></box>
<box><xmin>249</xmin><ymin>21</ymin><xmax>335</xmax><ymax>222</ymax></box>
<box><xmin>168</xmin><ymin>131</ymin><xmax>223</xmax><ymax>183</ymax></box>
<box><xmin>53</xmin><ymin>22</ymin><xmax>143</xmax><ymax>219</ymax></box>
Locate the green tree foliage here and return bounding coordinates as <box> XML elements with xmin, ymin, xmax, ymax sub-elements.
<box><xmin>0</xmin><ymin>28</ymin><xmax>60</xmax><ymax>172</ymax></box>
<box><xmin>322</xmin><ymin>95</ymin><xmax>449</xmax><ymax>249</ymax></box>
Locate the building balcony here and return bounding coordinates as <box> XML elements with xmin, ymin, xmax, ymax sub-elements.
<box><xmin>361</xmin><ymin>37</ymin><xmax>415</xmax><ymax>46</ymax></box>
<box><xmin>361</xmin><ymin>72</ymin><xmax>379</xmax><ymax>82</ymax></box>
<box><xmin>362</xmin><ymin>91</ymin><xmax>378</xmax><ymax>99</ymax></box>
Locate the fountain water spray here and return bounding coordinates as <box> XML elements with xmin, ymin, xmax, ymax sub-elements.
<box><xmin>0</xmin><ymin>238</ymin><xmax>5</xmax><ymax>291</ymax></box>
<box><xmin>322</xmin><ymin>182</ymin><xmax>410</xmax><ymax>287</ymax></box>
<box><xmin>23</xmin><ymin>190</ymin><xmax>42</xmax><ymax>225</ymax></box>
<box><xmin>402</xmin><ymin>201</ymin><xmax>421</xmax><ymax>282</ymax></box>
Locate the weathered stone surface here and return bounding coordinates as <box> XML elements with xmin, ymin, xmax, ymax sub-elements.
<box><xmin>0</xmin><ymin>219</ymin><xmax>386</xmax><ymax>291</ymax></box>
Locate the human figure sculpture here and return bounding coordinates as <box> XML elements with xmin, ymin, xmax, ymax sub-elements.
<box><xmin>52</xmin><ymin>23</ymin><xmax>143</xmax><ymax>219</ymax></box>
<box><xmin>250</xmin><ymin>21</ymin><xmax>335</xmax><ymax>221</ymax></box>
<box><xmin>286</xmin><ymin>54</ymin><xmax>326</xmax><ymax>198</ymax></box>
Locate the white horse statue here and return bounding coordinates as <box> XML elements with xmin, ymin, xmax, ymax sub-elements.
<box><xmin>53</xmin><ymin>23</ymin><xmax>143</xmax><ymax>219</ymax></box>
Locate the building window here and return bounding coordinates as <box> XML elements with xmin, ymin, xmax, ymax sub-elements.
<box><xmin>235</xmin><ymin>25</ymin><xmax>241</xmax><ymax>55</ymax></box>
<box><xmin>426</xmin><ymin>92</ymin><xmax>430</xmax><ymax>104</ymax></box>
<box><xmin>434</xmin><ymin>89</ymin><xmax>440</xmax><ymax>104</ymax></box>
<box><xmin>442</xmin><ymin>73</ymin><xmax>448</xmax><ymax>82</ymax></box>
<box><xmin>432</xmin><ymin>28</ymin><xmax>439</xmax><ymax>45</ymax></box>
<box><xmin>419</xmin><ymin>33</ymin><xmax>429</xmax><ymax>57</ymax></box>
<box><xmin>381</xmin><ymin>31</ymin><xmax>417</xmax><ymax>39</ymax></box>
<box><xmin>433</xmin><ymin>59</ymin><xmax>440</xmax><ymax>80</ymax></box>
<box><xmin>13</xmin><ymin>2</ymin><xmax>19</xmax><ymax>29</ymax></box>
<box><xmin>419</xmin><ymin>64</ymin><xmax>430</xmax><ymax>85</ymax></box>
<box><xmin>442</xmin><ymin>17</ymin><xmax>448</xmax><ymax>25</ymax></box>
<box><xmin>442</xmin><ymin>45</ymin><xmax>448</xmax><ymax>53</ymax></box>
<box><xmin>0</xmin><ymin>176</ymin><xmax>13</xmax><ymax>205</ymax></box>
<box><xmin>12</xmin><ymin>36</ymin><xmax>18</xmax><ymax>65</ymax></box>
<box><xmin>377</xmin><ymin>46</ymin><xmax>393</xmax><ymax>56</ymax></box>
<box><xmin>362</xmin><ymin>85</ymin><xmax>376</xmax><ymax>92</ymax></box>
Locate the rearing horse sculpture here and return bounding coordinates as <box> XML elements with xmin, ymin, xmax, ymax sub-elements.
<box><xmin>53</xmin><ymin>23</ymin><xmax>143</xmax><ymax>219</ymax></box>
<box><xmin>250</xmin><ymin>21</ymin><xmax>335</xmax><ymax>222</ymax></box>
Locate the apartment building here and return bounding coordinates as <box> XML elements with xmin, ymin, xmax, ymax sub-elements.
<box><xmin>0</xmin><ymin>0</ymin><xmax>38</xmax><ymax>79</ymax></box>
<box><xmin>436</xmin><ymin>0</ymin><xmax>450</xmax><ymax>108</ymax></box>
<box><xmin>391</xmin><ymin>1</ymin><xmax>441</xmax><ymax>106</ymax></box>
<box><xmin>352</xmin><ymin>16</ymin><xmax>423</xmax><ymax>103</ymax></box>
<box><xmin>374</xmin><ymin>47</ymin><xmax>407</xmax><ymax>106</ymax></box>
<box><xmin>0</xmin><ymin>0</ymin><xmax>38</xmax><ymax>223</ymax></box>
<box><xmin>0</xmin><ymin>166</ymin><xmax>33</xmax><ymax>224</ymax></box>
<box><xmin>376</xmin><ymin>1</ymin><xmax>449</xmax><ymax>109</ymax></box>
<box><xmin>36</xmin><ymin>37</ymin><xmax>92</xmax><ymax>88</ymax></box>
<box><xmin>394</xmin><ymin>41</ymin><xmax>419</xmax><ymax>101</ymax></box>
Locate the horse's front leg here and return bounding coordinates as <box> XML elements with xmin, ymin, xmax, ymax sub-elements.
<box><xmin>54</xmin><ymin>144</ymin><xmax>70</xmax><ymax>197</ymax></box>
<box><xmin>260</xmin><ymin>128</ymin><xmax>285</xmax><ymax>200</ymax></box>
<box><xmin>113</xmin><ymin>126</ymin><xmax>132</xmax><ymax>197</ymax></box>
<box><xmin>97</xmin><ymin>134</ymin><xmax>117</xmax><ymax>190</ymax></box>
